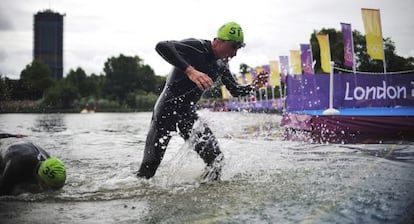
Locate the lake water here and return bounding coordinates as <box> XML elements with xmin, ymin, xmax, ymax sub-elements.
<box><xmin>0</xmin><ymin>111</ymin><xmax>413</xmax><ymax>224</ymax></box>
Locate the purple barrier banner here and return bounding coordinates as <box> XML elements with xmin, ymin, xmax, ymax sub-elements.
<box><xmin>286</xmin><ymin>73</ymin><xmax>414</xmax><ymax>112</ymax></box>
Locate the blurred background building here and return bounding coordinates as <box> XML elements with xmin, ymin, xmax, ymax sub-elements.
<box><xmin>34</xmin><ymin>9</ymin><xmax>64</xmax><ymax>80</ymax></box>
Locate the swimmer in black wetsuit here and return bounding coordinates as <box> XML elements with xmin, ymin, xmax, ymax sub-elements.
<box><xmin>136</xmin><ymin>22</ymin><xmax>269</xmax><ymax>181</ymax></box>
<box><xmin>0</xmin><ymin>133</ymin><xmax>66</xmax><ymax>196</ymax></box>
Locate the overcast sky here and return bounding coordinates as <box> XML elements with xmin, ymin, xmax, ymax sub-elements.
<box><xmin>1</xmin><ymin>0</ymin><xmax>413</xmax><ymax>79</ymax></box>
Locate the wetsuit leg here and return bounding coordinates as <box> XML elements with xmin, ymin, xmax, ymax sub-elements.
<box><xmin>137</xmin><ymin>120</ymin><xmax>172</xmax><ymax>179</ymax></box>
<box><xmin>177</xmin><ymin>117</ymin><xmax>224</xmax><ymax>181</ymax></box>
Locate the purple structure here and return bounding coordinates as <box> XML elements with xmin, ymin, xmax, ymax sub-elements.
<box><xmin>281</xmin><ymin>73</ymin><xmax>414</xmax><ymax>143</ymax></box>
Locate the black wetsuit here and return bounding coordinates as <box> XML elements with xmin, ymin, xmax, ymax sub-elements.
<box><xmin>0</xmin><ymin>137</ymin><xmax>49</xmax><ymax>195</ymax></box>
<box><xmin>136</xmin><ymin>38</ymin><xmax>253</xmax><ymax>179</ymax></box>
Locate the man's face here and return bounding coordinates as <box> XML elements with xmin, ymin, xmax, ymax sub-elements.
<box><xmin>213</xmin><ymin>39</ymin><xmax>242</xmax><ymax>61</ymax></box>
<box><xmin>36</xmin><ymin>174</ymin><xmax>52</xmax><ymax>191</ymax></box>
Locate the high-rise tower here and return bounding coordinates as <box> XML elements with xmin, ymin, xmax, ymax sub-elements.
<box><xmin>34</xmin><ymin>9</ymin><xmax>64</xmax><ymax>80</ymax></box>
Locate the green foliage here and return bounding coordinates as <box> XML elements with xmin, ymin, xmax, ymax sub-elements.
<box><xmin>0</xmin><ymin>75</ymin><xmax>11</xmax><ymax>101</ymax></box>
<box><xmin>103</xmin><ymin>54</ymin><xmax>159</xmax><ymax>102</ymax></box>
<box><xmin>19</xmin><ymin>60</ymin><xmax>54</xmax><ymax>99</ymax></box>
<box><xmin>42</xmin><ymin>81</ymin><xmax>79</xmax><ymax>109</ymax></box>
<box><xmin>123</xmin><ymin>89</ymin><xmax>158</xmax><ymax>111</ymax></box>
<box><xmin>134</xmin><ymin>92</ymin><xmax>158</xmax><ymax>111</ymax></box>
<box><xmin>95</xmin><ymin>99</ymin><xmax>121</xmax><ymax>111</ymax></box>
<box><xmin>0</xmin><ymin>100</ymin><xmax>44</xmax><ymax>113</ymax></box>
<box><xmin>66</xmin><ymin>67</ymin><xmax>99</xmax><ymax>97</ymax></box>
<box><xmin>239</xmin><ymin>63</ymin><xmax>251</xmax><ymax>75</ymax></box>
<box><xmin>2</xmin><ymin>53</ymin><xmax>166</xmax><ymax>112</ymax></box>
<box><xmin>74</xmin><ymin>97</ymin><xmax>97</xmax><ymax>110</ymax></box>
<box><xmin>88</xmin><ymin>73</ymin><xmax>106</xmax><ymax>98</ymax></box>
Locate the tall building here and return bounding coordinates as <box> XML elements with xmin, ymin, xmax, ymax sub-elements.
<box><xmin>34</xmin><ymin>9</ymin><xmax>64</xmax><ymax>80</ymax></box>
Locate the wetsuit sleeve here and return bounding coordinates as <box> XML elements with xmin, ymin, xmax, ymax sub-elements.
<box><xmin>155</xmin><ymin>40</ymin><xmax>203</xmax><ymax>71</ymax></box>
<box><xmin>221</xmin><ymin>69</ymin><xmax>254</xmax><ymax>97</ymax></box>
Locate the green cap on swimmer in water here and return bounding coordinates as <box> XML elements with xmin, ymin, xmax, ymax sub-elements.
<box><xmin>217</xmin><ymin>22</ymin><xmax>245</xmax><ymax>48</ymax></box>
<box><xmin>38</xmin><ymin>157</ymin><xmax>66</xmax><ymax>188</ymax></box>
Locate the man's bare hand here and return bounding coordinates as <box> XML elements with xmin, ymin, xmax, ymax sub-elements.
<box><xmin>185</xmin><ymin>66</ymin><xmax>213</xmax><ymax>90</ymax></box>
<box><xmin>252</xmin><ymin>71</ymin><xmax>269</xmax><ymax>90</ymax></box>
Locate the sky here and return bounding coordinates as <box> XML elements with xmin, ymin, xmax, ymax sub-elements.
<box><xmin>0</xmin><ymin>0</ymin><xmax>413</xmax><ymax>79</ymax></box>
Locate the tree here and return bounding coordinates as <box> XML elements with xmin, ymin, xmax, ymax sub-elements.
<box><xmin>0</xmin><ymin>75</ymin><xmax>11</xmax><ymax>101</ymax></box>
<box><xmin>66</xmin><ymin>67</ymin><xmax>99</xmax><ymax>97</ymax></box>
<box><xmin>19</xmin><ymin>60</ymin><xmax>54</xmax><ymax>99</ymax></box>
<box><xmin>103</xmin><ymin>54</ymin><xmax>159</xmax><ymax>102</ymax></box>
<box><xmin>239</xmin><ymin>63</ymin><xmax>252</xmax><ymax>76</ymax></box>
<box><xmin>88</xmin><ymin>73</ymin><xmax>105</xmax><ymax>98</ymax></box>
<box><xmin>42</xmin><ymin>81</ymin><xmax>78</xmax><ymax>109</ymax></box>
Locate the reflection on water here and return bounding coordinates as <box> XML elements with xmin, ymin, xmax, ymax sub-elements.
<box><xmin>0</xmin><ymin>111</ymin><xmax>413</xmax><ymax>224</ymax></box>
<box><xmin>33</xmin><ymin>114</ymin><xmax>66</xmax><ymax>133</ymax></box>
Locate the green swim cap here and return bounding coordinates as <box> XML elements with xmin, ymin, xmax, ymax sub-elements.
<box><xmin>217</xmin><ymin>22</ymin><xmax>245</xmax><ymax>46</ymax></box>
<box><xmin>38</xmin><ymin>157</ymin><xmax>66</xmax><ymax>188</ymax></box>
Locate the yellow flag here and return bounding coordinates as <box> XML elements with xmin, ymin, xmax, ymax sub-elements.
<box><xmin>361</xmin><ymin>8</ymin><xmax>384</xmax><ymax>60</ymax></box>
<box><xmin>237</xmin><ymin>76</ymin><xmax>245</xmax><ymax>85</ymax></box>
<box><xmin>221</xmin><ymin>85</ymin><xmax>230</xmax><ymax>99</ymax></box>
<box><xmin>316</xmin><ymin>34</ymin><xmax>331</xmax><ymax>73</ymax></box>
<box><xmin>255</xmin><ymin>66</ymin><xmax>264</xmax><ymax>74</ymax></box>
<box><xmin>290</xmin><ymin>50</ymin><xmax>301</xmax><ymax>75</ymax></box>
<box><xmin>244</xmin><ymin>72</ymin><xmax>253</xmax><ymax>83</ymax></box>
<box><xmin>268</xmin><ymin>60</ymin><xmax>280</xmax><ymax>86</ymax></box>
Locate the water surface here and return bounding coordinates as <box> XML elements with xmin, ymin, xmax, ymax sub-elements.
<box><xmin>0</xmin><ymin>111</ymin><xmax>413</xmax><ymax>223</ymax></box>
